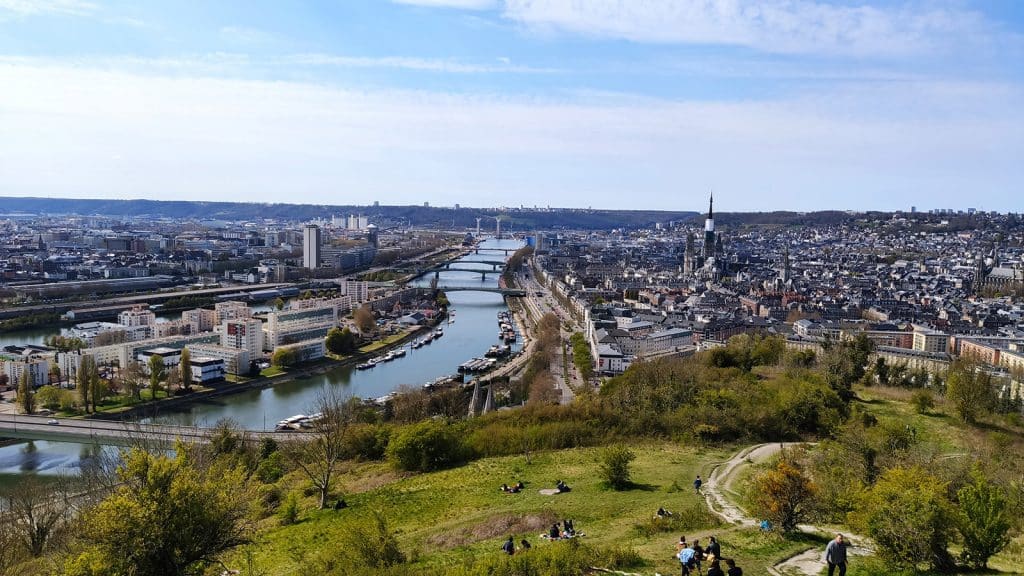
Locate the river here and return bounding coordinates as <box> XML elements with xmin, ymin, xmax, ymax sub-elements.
<box><xmin>0</xmin><ymin>238</ymin><xmax>522</xmax><ymax>479</ymax></box>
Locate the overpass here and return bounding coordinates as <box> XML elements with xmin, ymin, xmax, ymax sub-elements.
<box><xmin>437</xmin><ymin>286</ymin><xmax>526</xmax><ymax>296</ymax></box>
<box><xmin>0</xmin><ymin>414</ymin><xmax>300</xmax><ymax>447</ymax></box>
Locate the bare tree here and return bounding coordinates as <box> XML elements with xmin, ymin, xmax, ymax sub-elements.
<box><xmin>120</xmin><ymin>360</ymin><xmax>146</xmax><ymax>401</ymax></box>
<box><xmin>3</xmin><ymin>475</ymin><xmax>72</xmax><ymax>558</ymax></box>
<box><xmin>282</xmin><ymin>390</ymin><xmax>353</xmax><ymax>509</ymax></box>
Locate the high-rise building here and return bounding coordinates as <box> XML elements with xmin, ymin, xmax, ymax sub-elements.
<box><xmin>220</xmin><ymin>318</ymin><xmax>264</xmax><ymax>363</ymax></box>
<box><xmin>303</xmin><ymin>224</ymin><xmax>322</xmax><ymax>269</ymax></box>
<box><xmin>703</xmin><ymin>193</ymin><xmax>715</xmax><ymax>259</ymax></box>
<box><xmin>366</xmin><ymin>224</ymin><xmax>379</xmax><ymax>249</ymax></box>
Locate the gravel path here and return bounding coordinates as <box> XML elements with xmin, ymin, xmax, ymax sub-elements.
<box><xmin>702</xmin><ymin>443</ymin><xmax>872</xmax><ymax>576</ymax></box>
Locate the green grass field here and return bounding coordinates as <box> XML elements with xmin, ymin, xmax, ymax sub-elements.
<box><xmin>232</xmin><ymin>443</ymin><xmax>824</xmax><ymax>575</ymax></box>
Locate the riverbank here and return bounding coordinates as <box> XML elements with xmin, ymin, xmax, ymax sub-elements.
<box><xmin>80</xmin><ymin>321</ymin><xmax>440</xmax><ymax>423</ymax></box>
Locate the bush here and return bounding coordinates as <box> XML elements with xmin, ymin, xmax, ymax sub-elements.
<box><xmin>343</xmin><ymin>424</ymin><xmax>391</xmax><ymax>461</ymax></box>
<box><xmin>386</xmin><ymin>420</ymin><xmax>467</xmax><ymax>472</ymax></box>
<box><xmin>957</xmin><ymin>468</ymin><xmax>1011</xmax><ymax>569</ymax></box>
<box><xmin>256</xmin><ymin>451</ymin><xmax>285</xmax><ymax>484</ymax></box>
<box><xmin>910</xmin><ymin>389</ymin><xmax>935</xmax><ymax>414</ymax></box>
<box><xmin>278</xmin><ymin>491</ymin><xmax>300</xmax><ymax>525</ymax></box>
<box><xmin>341</xmin><ymin>511</ymin><xmax>405</xmax><ymax>569</ymax></box>
<box><xmin>599</xmin><ymin>445</ymin><xmax>636</xmax><ymax>490</ymax></box>
<box><xmin>850</xmin><ymin>466</ymin><xmax>954</xmax><ymax>570</ymax></box>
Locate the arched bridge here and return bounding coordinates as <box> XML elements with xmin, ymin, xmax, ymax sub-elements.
<box><xmin>0</xmin><ymin>414</ymin><xmax>301</xmax><ymax>447</ymax></box>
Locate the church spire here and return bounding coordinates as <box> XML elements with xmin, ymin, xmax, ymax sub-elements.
<box><xmin>707</xmin><ymin>191</ymin><xmax>714</xmax><ymax>220</ymax></box>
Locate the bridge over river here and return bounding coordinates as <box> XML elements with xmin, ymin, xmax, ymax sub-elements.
<box><xmin>0</xmin><ymin>414</ymin><xmax>300</xmax><ymax>447</ymax></box>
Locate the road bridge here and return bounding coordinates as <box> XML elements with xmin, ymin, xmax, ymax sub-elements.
<box><xmin>437</xmin><ymin>286</ymin><xmax>526</xmax><ymax>296</ymax></box>
<box><xmin>0</xmin><ymin>414</ymin><xmax>301</xmax><ymax>447</ymax></box>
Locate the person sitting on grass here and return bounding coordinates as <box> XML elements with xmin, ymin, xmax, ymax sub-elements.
<box><xmin>555</xmin><ymin>479</ymin><xmax>571</xmax><ymax>493</ymax></box>
<box><xmin>516</xmin><ymin>481</ymin><xmax>525</xmax><ymax>490</ymax></box>
<box><xmin>656</xmin><ymin>507</ymin><xmax>673</xmax><ymax>518</ymax></box>
<box><xmin>519</xmin><ymin>539</ymin><xmax>531</xmax><ymax>552</ymax></box>
<box><xmin>500</xmin><ymin>483</ymin><xmax>510</xmax><ymax>492</ymax></box>
<box><xmin>548</xmin><ymin>523</ymin><xmax>561</xmax><ymax>540</ymax></box>
<box><xmin>563</xmin><ymin>519</ymin><xmax>575</xmax><ymax>536</ymax></box>
<box><xmin>502</xmin><ymin>536</ymin><xmax>515</xmax><ymax>555</ymax></box>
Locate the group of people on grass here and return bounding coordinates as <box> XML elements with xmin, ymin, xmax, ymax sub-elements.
<box><xmin>499</xmin><ymin>481</ymin><xmax>525</xmax><ymax>494</ymax></box>
<box><xmin>546</xmin><ymin>519</ymin><xmax>576</xmax><ymax>539</ymax></box>
<box><xmin>676</xmin><ymin>535</ymin><xmax>741</xmax><ymax>576</ymax></box>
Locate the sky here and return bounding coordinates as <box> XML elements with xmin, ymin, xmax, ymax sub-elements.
<box><xmin>0</xmin><ymin>1</ymin><xmax>1022</xmax><ymax>213</ymax></box>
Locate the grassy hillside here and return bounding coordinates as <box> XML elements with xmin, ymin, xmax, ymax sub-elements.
<box><xmin>233</xmin><ymin>443</ymin><xmax>820</xmax><ymax>575</ymax></box>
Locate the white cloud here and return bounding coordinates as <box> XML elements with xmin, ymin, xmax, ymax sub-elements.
<box><xmin>0</xmin><ymin>0</ymin><xmax>96</xmax><ymax>16</ymax></box>
<box><xmin>0</xmin><ymin>58</ymin><xmax>1019</xmax><ymax>211</ymax></box>
<box><xmin>287</xmin><ymin>53</ymin><xmax>556</xmax><ymax>74</ymax></box>
<box><xmin>499</xmin><ymin>0</ymin><xmax>994</xmax><ymax>57</ymax></box>
<box><xmin>392</xmin><ymin>0</ymin><xmax>496</xmax><ymax>9</ymax></box>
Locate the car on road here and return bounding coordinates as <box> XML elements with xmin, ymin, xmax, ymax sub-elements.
<box><xmin>46</xmin><ymin>419</ymin><xmax>60</xmax><ymax>425</ymax></box>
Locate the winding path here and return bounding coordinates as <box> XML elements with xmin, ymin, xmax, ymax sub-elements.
<box><xmin>702</xmin><ymin>443</ymin><xmax>873</xmax><ymax>576</ymax></box>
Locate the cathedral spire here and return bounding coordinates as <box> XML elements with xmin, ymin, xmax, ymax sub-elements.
<box><xmin>707</xmin><ymin>191</ymin><xmax>714</xmax><ymax>220</ymax></box>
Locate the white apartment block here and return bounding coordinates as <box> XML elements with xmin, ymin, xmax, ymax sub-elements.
<box><xmin>182</xmin><ymin>308</ymin><xmax>216</xmax><ymax>333</ymax></box>
<box><xmin>118</xmin><ymin>305</ymin><xmax>156</xmax><ymax>327</ymax></box>
<box><xmin>0</xmin><ymin>357</ymin><xmax>50</xmax><ymax>387</ymax></box>
<box><xmin>214</xmin><ymin>301</ymin><xmax>252</xmax><ymax>324</ymax></box>
<box><xmin>220</xmin><ymin>318</ymin><xmax>264</xmax><ymax>362</ymax></box>
<box><xmin>190</xmin><ymin>344</ymin><xmax>250</xmax><ymax>375</ymax></box>
<box><xmin>264</xmin><ymin>302</ymin><xmax>339</xmax><ymax>350</ymax></box>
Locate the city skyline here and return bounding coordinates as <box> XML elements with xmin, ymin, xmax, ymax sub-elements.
<box><xmin>1</xmin><ymin>0</ymin><xmax>1022</xmax><ymax>211</ymax></box>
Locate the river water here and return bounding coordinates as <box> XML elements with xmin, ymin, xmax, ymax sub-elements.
<box><xmin>0</xmin><ymin>238</ymin><xmax>522</xmax><ymax>479</ymax></box>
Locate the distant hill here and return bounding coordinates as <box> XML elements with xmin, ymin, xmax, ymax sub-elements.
<box><xmin>0</xmin><ymin>196</ymin><xmax>696</xmax><ymax>231</ymax></box>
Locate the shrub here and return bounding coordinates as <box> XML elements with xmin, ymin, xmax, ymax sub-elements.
<box><xmin>278</xmin><ymin>491</ymin><xmax>300</xmax><ymax>526</ymax></box>
<box><xmin>256</xmin><ymin>451</ymin><xmax>285</xmax><ymax>484</ymax></box>
<box><xmin>386</xmin><ymin>420</ymin><xmax>467</xmax><ymax>472</ymax></box>
<box><xmin>957</xmin><ymin>468</ymin><xmax>1011</xmax><ymax>569</ymax></box>
<box><xmin>850</xmin><ymin>466</ymin><xmax>954</xmax><ymax>570</ymax></box>
<box><xmin>343</xmin><ymin>424</ymin><xmax>391</xmax><ymax>461</ymax></box>
<box><xmin>599</xmin><ymin>445</ymin><xmax>636</xmax><ymax>490</ymax></box>
<box><xmin>633</xmin><ymin>501</ymin><xmax>723</xmax><ymax>537</ymax></box>
<box><xmin>910</xmin><ymin>389</ymin><xmax>934</xmax><ymax>414</ymax></box>
<box><xmin>341</xmin><ymin>511</ymin><xmax>406</xmax><ymax>569</ymax></box>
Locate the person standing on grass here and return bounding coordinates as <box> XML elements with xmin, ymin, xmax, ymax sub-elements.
<box><xmin>692</xmin><ymin>538</ymin><xmax>705</xmax><ymax>575</ymax></box>
<box><xmin>676</xmin><ymin>543</ymin><xmax>696</xmax><ymax>576</ymax></box>
<box><xmin>694</xmin><ymin>474</ymin><xmax>703</xmax><ymax>493</ymax></box>
<box><xmin>824</xmin><ymin>533</ymin><xmax>848</xmax><ymax>576</ymax></box>
<box><xmin>707</xmin><ymin>536</ymin><xmax>721</xmax><ymax>560</ymax></box>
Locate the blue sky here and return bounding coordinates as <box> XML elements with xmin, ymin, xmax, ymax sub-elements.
<box><xmin>1</xmin><ymin>1</ymin><xmax>1021</xmax><ymax>212</ymax></box>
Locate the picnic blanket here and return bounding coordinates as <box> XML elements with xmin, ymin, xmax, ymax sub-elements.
<box><xmin>538</xmin><ymin>488</ymin><xmax>561</xmax><ymax>496</ymax></box>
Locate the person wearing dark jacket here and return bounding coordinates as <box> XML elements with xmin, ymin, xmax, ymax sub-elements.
<box><xmin>725</xmin><ymin>558</ymin><xmax>742</xmax><ymax>576</ymax></box>
<box><xmin>502</xmin><ymin>536</ymin><xmax>515</xmax><ymax>555</ymax></box>
<box><xmin>692</xmin><ymin>539</ymin><xmax>705</xmax><ymax>575</ymax></box>
<box><xmin>706</xmin><ymin>536</ymin><xmax>721</xmax><ymax>560</ymax></box>
<box><xmin>706</xmin><ymin>559</ymin><xmax>724</xmax><ymax>576</ymax></box>
<box><xmin>824</xmin><ymin>533</ymin><xmax>849</xmax><ymax>576</ymax></box>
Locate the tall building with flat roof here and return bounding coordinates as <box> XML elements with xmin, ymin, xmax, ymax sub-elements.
<box><xmin>303</xmin><ymin>224</ymin><xmax>321</xmax><ymax>269</ymax></box>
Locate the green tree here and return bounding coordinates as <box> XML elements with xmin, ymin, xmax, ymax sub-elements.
<box><xmin>271</xmin><ymin>347</ymin><xmax>298</xmax><ymax>368</ymax></box>
<box><xmin>148</xmin><ymin>354</ymin><xmax>165</xmax><ymax>399</ymax></box>
<box><xmin>851</xmin><ymin>466</ymin><xmax>954</xmax><ymax>570</ymax></box>
<box><xmin>957</xmin><ymin>468</ymin><xmax>1011</xmax><ymax>569</ymax></box>
<box><xmin>599</xmin><ymin>445</ymin><xmax>636</xmax><ymax>490</ymax></box>
<box><xmin>17</xmin><ymin>369</ymin><xmax>34</xmax><ymax>414</ymax></box>
<box><xmin>77</xmin><ymin>356</ymin><xmax>94</xmax><ymax>413</ymax></box>
<box><xmin>272</xmin><ymin>297</ymin><xmax>285</xmax><ymax>311</ymax></box>
<box><xmin>749</xmin><ymin>457</ymin><xmax>817</xmax><ymax>532</ymax></box>
<box><xmin>66</xmin><ymin>447</ymin><xmax>252</xmax><ymax>576</ymax></box>
<box><xmin>35</xmin><ymin>385</ymin><xmax>62</xmax><ymax>411</ymax></box>
<box><xmin>946</xmin><ymin>359</ymin><xmax>996</xmax><ymax>423</ymax></box>
<box><xmin>179</xmin><ymin>348</ymin><xmax>193</xmax><ymax>392</ymax></box>
<box><xmin>325</xmin><ymin>327</ymin><xmax>357</xmax><ymax>355</ymax></box>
